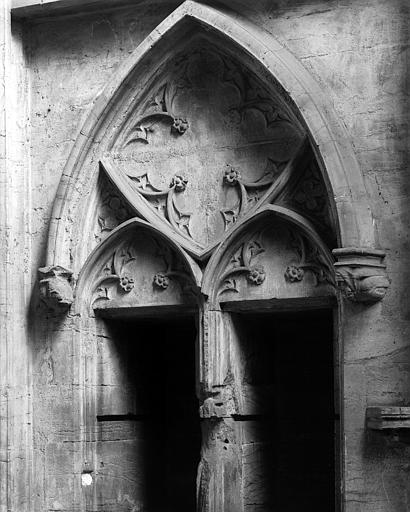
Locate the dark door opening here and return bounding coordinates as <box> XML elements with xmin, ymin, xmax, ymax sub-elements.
<box><xmin>99</xmin><ymin>315</ymin><xmax>200</xmax><ymax>512</ymax></box>
<box><xmin>232</xmin><ymin>308</ymin><xmax>336</xmax><ymax>511</ymax></box>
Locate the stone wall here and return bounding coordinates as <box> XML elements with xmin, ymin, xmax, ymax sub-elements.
<box><xmin>1</xmin><ymin>0</ymin><xmax>408</xmax><ymax>510</ymax></box>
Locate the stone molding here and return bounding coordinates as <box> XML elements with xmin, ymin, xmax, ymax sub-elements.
<box><xmin>45</xmin><ymin>0</ymin><xmax>378</xmax><ymax>273</ymax></box>
<box><xmin>203</xmin><ymin>204</ymin><xmax>335</xmax><ymax>306</ymax></box>
<box><xmin>38</xmin><ymin>265</ymin><xmax>74</xmax><ymax>310</ymax></box>
<box><xmin>333</xmin><ymin>247</ymin><xmax>389</xmax><ymax>303</ymax></box>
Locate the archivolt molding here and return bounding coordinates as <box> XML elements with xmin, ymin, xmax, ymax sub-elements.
<box><xmin>45</xmin><ymin>0</ymin><xmax>380</xmax><ymax>277</ymax></box>
<box><xmin>74</xmin><ymin>218</ymin><xmax>202</xmax><ymax>313</ymax></box>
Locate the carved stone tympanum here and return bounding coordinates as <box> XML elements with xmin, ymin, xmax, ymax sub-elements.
<box><xmin>38</xmin><ymin>265</ymin><xmax>74</xmax><ymax>310</ymax></box>
<box><xmin>333</xmin><ymin>248</ymin><xmax>390</xmax><ymax>303</ymax></box>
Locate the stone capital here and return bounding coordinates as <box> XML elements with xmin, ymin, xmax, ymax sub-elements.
<box><xmin>332</xmin><ymin>247</ymin><xmax>389</xmax><ymax>303</ymax></box>
<box><xmin>38</xmin><ymin>265</ymin><xmax>74</xmax><ymax>311</ymax></box>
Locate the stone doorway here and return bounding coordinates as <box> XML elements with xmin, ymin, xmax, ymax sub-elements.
<box><xmin>96</xmin><ymin>315</ymin><xmax>200</xmax><ymax>512</ymax></box>
<box><xmin>95</xmin><ymin>308</ymin><xmax>336</xmax><ymax>511</ymax></box>
<box><xmin>230</xmin><ymin>309</ymin><xmax>336</xmax><ymax>511</ymax></box>
<box><xmin>38</xmin><ymin>4</ymin><xmax>390</xmax><ymax>511</ymax></box>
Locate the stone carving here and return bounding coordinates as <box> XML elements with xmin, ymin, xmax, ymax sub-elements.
<box><xmin>172</xmin><ymin>117</ymin><xmax>189</xmax><ymax>134</ymax></box>
<box><xmin>218</xmin><ymin>235</ymin><xmax>265</xmax><ymax>297</ymax></box>
<box><xmin>123</xmin><ymin>83</ymin><xmax>189</xmax><ymax>147</ymax></box>
<box><xmin>105</xmin><ymin>44</ymin><xmax>302</xmax><ymax>256</ymax></box>
<box><xmin>95</xmin><ymin>175</ymin><xmax>134</xmax><ymax>243</ymax></box>
<box><xmin>127</xmin><ymin>170</ymin><xmax>193</xmax><ymax>238</ymax></box>
<box><xmin>286</xmin><ymin>160</ymin><xmax>335</xmax><ymax>246</ymax></box>
<box><xmin>221</xmin><ymin>161</ymin><xmax>283</xmax><ymax>231</ymax></box>
<box><xmin>93</xmin><ymin>244</ymin><xmax>136</xmax><ymax>303</ymax></box>
<box><xmin>285</xmin><ymin>231</ymin><xmax>334</xmax><ymax>286</ymax></box>
<box><xmin>151</xmin><ymin>240</ymin><xmax>196</xmax><ymax>294</ymax></box>
<box><xmin>38</xmin><ymin>265</ymin><xmax>74</xmax><ymax>311</ymax></box>
<box><xmin>333</xmin><ymin>248</ymin><xmax>389</xmax><ymax>303</ymax></box>
<box><xmin>153</xmin><ymin>272</ymin><xmax>170</xmax><ymax>290</ymax></box>
<box><xmin>284</xmin><ymin>264</ymin><xmax>304</xmax><ymax>282</ymax></box>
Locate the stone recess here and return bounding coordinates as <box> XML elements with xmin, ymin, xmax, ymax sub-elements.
<box><xmin>1</xmin><ymin>0</ymin><xmax>408</xmax><ymax>511</ymax></box>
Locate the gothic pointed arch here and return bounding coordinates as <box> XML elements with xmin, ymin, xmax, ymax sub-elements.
<box><xmin>202</xmin><ymin>204</ymin><xmax>335</xmax><ymax>308</ymax></box>
<box><xmin>44</xmin><ymin>0</ymin><xmax>385</xmax><ymax>288</ymax></box>
<box><xmin>73</xmin><ymin>217</ymin><xmax>202</xmax><ymax>314</ymax></box>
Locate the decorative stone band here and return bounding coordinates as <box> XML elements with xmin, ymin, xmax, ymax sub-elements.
<box><xmin>366</xmin><ymin>406</ymin><xmax>410</xmax><ymax>430</ymax></box>
<box><xmin>332</xmin><ymin>247</ymin><xmax>389</xmax><ymax>303</ymax></box>
<box><xmin>38</xmin><ymin>265</ymin><xmax>74</xmax><ymax>311</ymax></box>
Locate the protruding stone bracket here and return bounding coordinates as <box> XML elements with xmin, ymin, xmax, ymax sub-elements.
<box><xmin>38</xmin><ymin>265</ymin><xmax>74</xmax><ymax>311</ymax></box>
<box><xmin>333</xmin><ymin>248</ymin><xmax>389</xmax><ymax>303</ymax></box>
<box><xmin>366</xmin><ymin>406</ymin><xmax>410</xmax><ymax>431</ymax></box>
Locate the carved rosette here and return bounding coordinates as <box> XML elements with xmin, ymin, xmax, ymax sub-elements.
<box><xmin>92</xmin><ymin>244</ymin><xmax>136</xmax><ymax>304</ymax></box>
<box><xmin>220</xmin><ymin>161</ymin><xmax>283</xmax><ymax>231</ymax></box>
<box><xmin>333</xmin><ymin>248</ymin><xmax>389</xmax><ymax>303</ymax></box>
<box><xmin>151</xmin><ymin>241</ymin><xmax>197</xmax><ymax>295</ymax></box>
<box><xmin>284</xmin><ymin>231</ymin><xmax>335</xmax><ymax>286</ymax></box>
<box><xmin>122</xmin><ymin>83</ymin><xmax>189</xmax><ymax>147</ymax></box>
<box><xmin>38</xmin><ymin>265</ymin><xmax>74</xmax><ymax>311</ymax></box>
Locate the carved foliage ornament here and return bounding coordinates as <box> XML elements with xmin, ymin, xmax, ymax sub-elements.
<box><xmin>123</xmin><ymin>83</ymin><xmax>189</xmax><ymax>147</ymax></box>
<box><xmin>218</xmin><ymin>234</ymin><xmax>266</xmax><ymax>297</ymax></box>
<box><xmin>93</xmin><ymin>243</ymin><xmax>136</xmax><ymax>304</ymax></box>
<box><xmin>150</xmin><ymin>239</ymin><xmax>197</xmax><ymax>295</ymax></box>
<box><xmin>105</xmin><ymin>45</ymin><xmax>303</xmax><ymax>255</ymax></box>
<box><xmin>91</xmin><ymin>235</ymin><xmax>197</xmax><ymax>306</ymax></box>
<box><xmin>220</xmin><ymin>161</ymin><xmax>284</xmax><ymax>231</ymax></box>
<box><xmin>125</xmin><ymin>170</ymin><xmax>193</xmax><ymax>238</ymax></box>
<box><xmin>285</xmin><ymin>230</ymin><xmax>335</xmax><ymax>287</ymax></box>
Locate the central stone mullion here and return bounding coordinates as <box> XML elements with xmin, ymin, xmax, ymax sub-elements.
<box><xmin>196</xmin><ymin>302</ymin><xmax>243</xmax><ymax>512</ymax></box>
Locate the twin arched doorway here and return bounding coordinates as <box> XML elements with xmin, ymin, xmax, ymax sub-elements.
<box><xmin>39</xmin><ymin>1</ymin><xmax>389</xmax><ymax>510</ymax></box>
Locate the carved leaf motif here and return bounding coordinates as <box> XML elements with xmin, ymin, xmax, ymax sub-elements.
<box><xmin>217</xmin><ymin>232</ymin><xmax>266</xmax><ymax>298</ymax></box>
<box><xmin>105</xmin><ymin>44</ymin><xmax>303</xmax><ymax>255</ymax></box>
<box><xmin>92</xmin><ymin>243</ymin><xmax>137</xmax><ymax>305</ymax></box>
<box><xmin>151</xmin><ymin>238</ymin><xmax>196</xmax><ymax>296</ymax></box>
<box><xmin>220</xmin><ymin>278</ymin><xmax>239</xmax><ymax>295</ymax></box>
<box><xmin>285</xmin><ymin>231</ymin><xmax>334</xmax><ymax>286</ymax></box>
<box><xmin>220</xmin><ymin>205</ymin><xmax>239</xmax><ymax>230</ymax></box>
<box><xmin>123</xmin><ymin>82</ymin><xmax>188</xmax><ymax>148</ymax></box>
<box><xmin>95</xmin><ymin>176</ymin><xmax>134</xmax><ymax>242</ymax></box>
<box><xmin>220</xmin><ymin>158</ymin><xmax>286</xmax><ymax>230</ymax></box>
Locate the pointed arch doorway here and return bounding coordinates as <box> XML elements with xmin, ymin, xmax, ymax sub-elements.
<box><xmin>40</xmin><ymin>2</ymin><xmax>389</xmax><ymax>511</ymax></box>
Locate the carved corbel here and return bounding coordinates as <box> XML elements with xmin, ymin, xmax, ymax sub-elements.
<box><xmin>332</xmin><ymin>248</ymin><xmax>389</xmax><ymax>303</ymax></box>
<box><xmin>38</xmin><ymin>265</ymin><xmax>74</xmax><ymax>311</ymax></box>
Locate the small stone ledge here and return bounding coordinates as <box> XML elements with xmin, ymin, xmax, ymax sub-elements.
<box><xmin>333</xmin><ymin>247</ymin><xmax>389</xmax><ymax>303</ymax></box>
<box><xmin>38</xmin><ymin>265</ymin><xmax>74</xmax><ymax>311</ymax></box>
<box><xmin>366</xmin><ymin>406</ymin><xmax>410</xmax><ymax>431</ymax></box>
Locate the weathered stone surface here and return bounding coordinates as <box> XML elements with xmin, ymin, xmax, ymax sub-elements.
<box><xmin>1</xmin><ymin>0</ymin><xmax>409</xmax><ymax>511</ymax></box>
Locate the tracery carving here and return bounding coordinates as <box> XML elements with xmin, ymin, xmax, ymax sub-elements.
<box><xmin>151</xmin><ymin>239</ymin><xmax>197</xmax><ymax>295</ymax></box>
<box><xmin>220</xmin><ymin>160</ymin><xmax>284</xmax><ymax>231</ymax></box>
<box><xmin>126</xmin><ymin>169</ymin><xmax>193</xmax><ymax>237</ymax></box>
<box><xmin>123</xmin><ymin>83</ymin><xmax>189</xmax><ymax>147</ymax></box>
<box><xmin>105</xmin><ymin>43</ymin><xmax>303</xmax><ymax>255</ymax></box>
<box><xmin>93</xmin><ymin>243</ymin><xmax>136</xmax><ymax>304</ymax></box>
<box><xmin>285</xmin><ymin>231</ymin><xmax>335</xmax><ymax>286</ymax></box>
<box><xmin>91</xmin><ymin>233</ymin><xmax>198</xmax><ymax>307</ymax></box>
<box><xmin>94</xmin><ymin>173</ymin><xmax>135</xmax><ymax>244</ymax></box>
<box><xmin>217</xmin><ymin>235</ymin><xmax>266</xmax><ymax>297</ymax></box>
<box><xmin>283</xmin><ymin>159</ymin><xmax>335</xmax><ymax>246</ymax></box>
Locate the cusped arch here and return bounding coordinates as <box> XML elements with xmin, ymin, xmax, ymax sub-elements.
<box><xmin>46</xmin><ymin>0</ymin><xmax>377</xmax><ymax>273</ymax></box>
<box><xmin>74</xmin><ymin>217</ymin><xmax>202</xmax><ymax>313</ymax></box>
<box><xmin>202</xmin><ymin>204</ymin><xmax>335</xmax><ymax>306</ymax></box>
